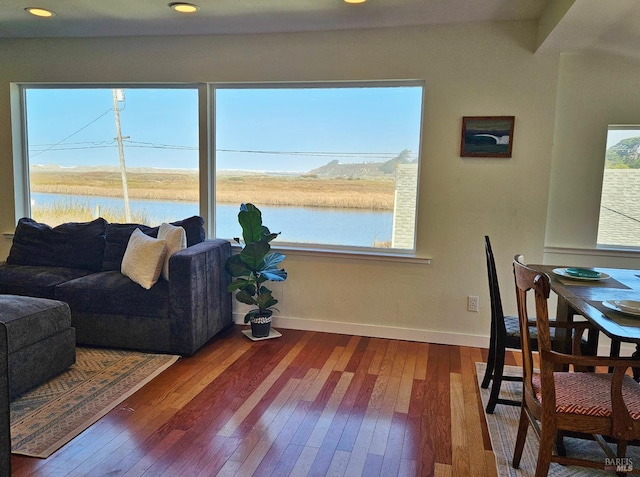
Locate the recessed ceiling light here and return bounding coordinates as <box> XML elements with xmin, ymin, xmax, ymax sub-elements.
<box><xmin>344</xmin><ymin>0</ymin><xmax>367</xmax><ymax>3</ymax></box>
<box><xmin>169</xmin><ymin>2</ymin><xmax>200</xmax><ymax>13</ymax></box>
<box><xmin>25</xmin><ymin>7</ymin><xmax>55</xmax><ymax>18</ymax></box>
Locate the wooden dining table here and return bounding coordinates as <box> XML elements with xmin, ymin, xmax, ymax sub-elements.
<box><xmin>528</xmin><ymin>265</ymin><xmax>640</xmax><ymax>357</ymax></box>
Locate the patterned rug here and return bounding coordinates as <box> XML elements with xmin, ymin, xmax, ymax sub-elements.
<box><xmin>476</xmin><ymin>362</ymin><xmax>640</xmax><ymax>476</ymax></box>
<box><xmin>11</xmin><ymin>347</ymin><xmax>179</xmax><ymax>458</ymax></box>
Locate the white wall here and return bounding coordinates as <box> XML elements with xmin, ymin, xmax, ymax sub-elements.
<box><xmin>0</xmin><ymin>21</ymin><xmax>561</xmax><ymax>346</ymax></box>
<box><xmin>545</xmin><ymin>53</ymin><xmax>640</xmax><ymax>270</ymax></box>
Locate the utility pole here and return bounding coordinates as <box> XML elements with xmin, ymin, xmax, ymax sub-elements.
<box><xmin>112</xmin><ymin>88</ymin><xmax>132</xmax><ymax>222</ymax></box>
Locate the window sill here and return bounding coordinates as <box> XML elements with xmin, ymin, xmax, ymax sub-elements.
<box><xmin>544</xmin><ymin>245</ymin><xmax>640</xmax><ymax>259</ymax></box>
<box><xmin>232</xmin><ymin>242</ymin><xmax>432</xmax><ymax>264</ymax></box>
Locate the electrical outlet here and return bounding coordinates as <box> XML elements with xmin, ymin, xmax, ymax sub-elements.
<box><xmin>468</xmin><ymin>296</ymin><xmax>479</xmax><ymax>312</ymax></box>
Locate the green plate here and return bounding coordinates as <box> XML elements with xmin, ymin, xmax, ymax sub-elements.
<box><xmin>565</xmin><ymin>268</ymin><xmax>601</xmax><ymax>279</ymax></box>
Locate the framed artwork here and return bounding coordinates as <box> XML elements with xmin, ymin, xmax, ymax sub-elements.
<box><xmin>460</xmin><ymin>116</ymin><xmax>515</xmax><ymax>158</ymax></box>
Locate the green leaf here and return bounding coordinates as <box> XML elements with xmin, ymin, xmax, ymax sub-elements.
<box><xmin>225</xmin><ymin>254</ymin><xmax>250</xmax><ymax>277</ymax></box>
<box><xmin>256</xmin><ymin>288</ymin><xmax>277</xmax><ymax>309</ymax></box>
<box><xmin>244</xmin><ymin>309</ymin><xmax>261</xmax><ymax>323</ymax></box>
<box><xmin>238</xmin><ymin>204</ymin><xmax>263</xmax><ymax>244</ymax></box>
<box><xmin>243</xmin><ymin>283</ymin><xmax>257</xmax><ymax>296</ymax></box>
<box><xmin>240</xmin><ymin>240</ymin><xmax>271</xmax><ymax>270</ymax></box>
<box><xmin>229</xmin><ymin>280</ymin><xmax>256</xmax><ymax>295</ymax></box>
<box><xmin>235</xmin><ymin>289</ymin><xmax>257</xmax><ymax>306</ymax></box>
<box><xmin>257</xmin><ymin>295</ymin><xmax>278</xmax><ymax>309</ymax></box>
<box><xmin>258</xmin><ymin>285</ymin><xmax>271</xmax><ymax>294</ymax></box>
<box><xmin>261</xmin><ymin>226</ymin><xmax>280</xmax><ymax>243</ymax></box>
<box><xmin>227</xmin><ymin>278</ymin><xmax>250</xmax><ymax>292</ymax></box>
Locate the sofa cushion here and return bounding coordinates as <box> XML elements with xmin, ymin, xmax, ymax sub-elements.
<box><xmin>7</xmin><ymin>217</ymin><xmax>107</xmax><ymax>272</ymax></box>
<box><xmin>102</xmin><ymin>216</ymin><xmax>205</xmax><ymax>271</ymax></box>
<box><xmin>166</xmin><ymin>216</ymin><xmax>205</xmax><ymax>247</ymax></box>
<box><xmin>0</xmin><ymin>294</ymin><xmax>72</xmax><ymax>355</ymax></box>
<box><xmin>158</xmin><ymin>223</ymin><xmax>187</xmax><ymax>281</ymax></box>
<box><xmin>55</xmin><ymin>270</ymin><xmax>170</xmax><ymax>318</ymax></box>
<box><xmin>0</xmin><ymin>264</ymin><xmax>94</xmax><ymax>299</ymax></box>
<box><xmin>102</xmin><ymin>223</ymin><xmax>154</xmax><ymax>271</ymax></box>
<box><xmin>121</xmin><ymin>229</ymin><xmax>167</xmax><ymax>290</ymax></box>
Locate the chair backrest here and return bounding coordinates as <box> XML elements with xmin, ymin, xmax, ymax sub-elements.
<box><xmin>484</xmin><ymin>236</ymin><xmax>507</xmax><ymax>336</ymax></box>
<box><xmin>512</xmin><ymin>255</ymin><xmax>554</xmax><ymax>401</ymax></box>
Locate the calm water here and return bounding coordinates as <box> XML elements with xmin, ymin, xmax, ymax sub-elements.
<box><xmin>31</xmin><ymin>193</ymin><xmax>393</xmax><ymax>248</ymax></box>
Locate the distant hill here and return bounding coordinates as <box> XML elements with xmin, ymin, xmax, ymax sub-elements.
<box><xmin>308</xmin><ymin>150</ymin><xmax>416</xmax><ymax>178</ymax></box>
<box><xmin>606</xmin><ymin>137</ymin><xmax>640</xmax><ymax>169</ymax></box>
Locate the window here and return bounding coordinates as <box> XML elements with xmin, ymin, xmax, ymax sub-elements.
<box><xmin>22</xmin><ymin>86</ymin><xmax>199</xmax><ymax>227</ymax></box>
<box><xmin>214</xmin><ymin>83</ymin><xmax>423</xmax><ymax>251</ymax></box>
<box><xmin>19</xmin><ymin>82</ymin><xmax>423</xmax><ymax>255</ymax></box>
<box><xmin>597</xmin><ymin>126</ymin><xmax>640</xmax><ymax>248</ymax></box>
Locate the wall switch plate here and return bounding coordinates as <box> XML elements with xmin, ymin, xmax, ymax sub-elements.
<box><xmin>468</xmin><ymin>296</ymin><xmax>479</xmax><ymax>312</ymax></box>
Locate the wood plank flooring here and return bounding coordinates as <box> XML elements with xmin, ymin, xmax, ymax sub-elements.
<box><xmin>11</xmin><ymin>325</ymin><xmax>511</xmax><ymax>476</ymax></box>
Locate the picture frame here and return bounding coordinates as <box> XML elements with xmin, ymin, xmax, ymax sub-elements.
<box><xmin>460</xmin><ymin>116</ymin><xmax>515</xmax><ymax>158</ymax></box>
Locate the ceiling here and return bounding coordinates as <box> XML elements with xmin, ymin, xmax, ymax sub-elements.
<box><xmin>1</xmin><ymin>0</ymin><xmax>639</xmax><ymax>62</ymax></box>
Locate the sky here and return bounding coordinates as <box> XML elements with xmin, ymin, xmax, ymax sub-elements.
<box><xmin>606</xmin><ymin>127</ymin><xmax>640</xmax><ymax>149</ymax></box>
<box><xmin>25</xmin><ymin>86</ymin><xmax>423</xmax><ymax>173</ymax></box>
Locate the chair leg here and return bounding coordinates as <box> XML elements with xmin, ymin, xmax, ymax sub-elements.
<box><xmin>617</xmin><ymin>440</ymin><xmax>628</xmax><ymax>477</ymax></box>
<box><xmin>485</xmin><ymin>341</ymin><xmax>506</xmax><ymax>414</ymax></box>
<box><xmin>609</xmin><ymin>339</ymin><xmax>622</xmax><ymax>374</ymax></box>
<box><xmin>555</xmin><ymin>431</ymin><xmax>566</xmax><ymax>457</ymax></box>
<box><xmin>632</xmin><ymin>345</ymin><xmax>640</xmax><ymax>383</ymax></box>
<box><xmin>482</xmin><ymin>325</ymin><xmax>498</xmax><ymax>389</ymax></box>
<box><xmin>512</xmin><ymin>407</ymin><xmax>529</xmax><ymax>469</ymax></box>
<box><xmin>535</xmin><ymin>425</ymin><xmax>555</xmax><ymax>477</ymax></box>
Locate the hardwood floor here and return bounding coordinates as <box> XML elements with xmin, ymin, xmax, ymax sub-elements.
<box><xmin>11</xmin><ymin>325</ymin><xmax>512</xmax><ymax>477</ymax></box>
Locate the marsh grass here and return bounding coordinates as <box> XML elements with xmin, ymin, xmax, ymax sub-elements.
<box><xmin>32</xmin><ymin>197</ymin><xmax>149</xmax><ymax>227</ymax></box>
<box><xmin>30</xmin><ymin>170</ymin><xmax>395</xmax><ymax>210</ymax></box>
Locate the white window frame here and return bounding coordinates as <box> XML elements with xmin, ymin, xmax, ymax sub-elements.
<box><xmin>11</xmin><ymin>81</ymin><xmax>429</xmax><ymax>263</ymax></box>
<box><xmin>596</xmin><ymin>124</ymin><xmax>640</xmax><ymax>252</ymax></box>
<box><xmin>14</xmin><ymin>83</ymin><xmax>206</xmax><ymax>228</ymax></box>
<box><xmin>210</xmin><ymin>80</ymin><xmax>425</xmax><ymax>258</ymax></box>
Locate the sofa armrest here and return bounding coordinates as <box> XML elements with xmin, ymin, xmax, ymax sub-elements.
<box><xmin>167</xmin><ymin>239</ymin><xmax>232</xmax><ymax>355</ymax></box>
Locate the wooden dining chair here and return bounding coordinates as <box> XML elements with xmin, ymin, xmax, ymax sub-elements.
<box><xmin>512</xmin><ymin>256</ymin><xmax>640</xmax><ymax>476</ymax></box>
<box><xmin>481</xmin><ymin>236</ymin><xmax>593</xmax><ymax>414</ymax></box>
<box><xmin>481</xmin><ymin>235</ymin><xmax>531</xmax><ymax>414</ymax></box>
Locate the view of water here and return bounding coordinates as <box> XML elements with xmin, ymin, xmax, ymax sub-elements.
<box><xmin>31</xmin><ymin>193</ymin><xmax>393</xmax><ymax>248</ymax></box>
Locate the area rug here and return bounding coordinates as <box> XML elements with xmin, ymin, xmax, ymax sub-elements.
<box><xmin>476</xmin><ymin>362</ymin><xmax>640</xmax><ymax>476</ymax></box>
<box><xmin>11</xmin><ymin>347</ymin><xmax>179</xmax><ymax>458</ymax></box>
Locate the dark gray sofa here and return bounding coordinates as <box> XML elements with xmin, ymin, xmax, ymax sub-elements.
<box><xmin>0</xmin><ymin>294</ymin><xmax>75</xmax><ymax>398</ymax></box>
<box><xmin>0</xmin><ymin>216</ymin><xmax>232</xmax><ymax>356</ymax></box>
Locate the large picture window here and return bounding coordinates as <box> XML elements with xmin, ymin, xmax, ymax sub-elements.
<box><xmin>22</xmin><ymin>86</ymin><xmax>199</xmax><ymax>227</ymax></box>
<box><xmin>19</xmin><ymin>82</ymin><xmax>423</xmax><ymax>254</ymax></box>
<box><xmin>597</xmin><ymin>125</ymin><xmax>640</xmax><ymax>249</ymax></box>
<box><xmin>214</xmin><ymin>83</ymin><xmax>423</xmax><ymax>251</ymax></box>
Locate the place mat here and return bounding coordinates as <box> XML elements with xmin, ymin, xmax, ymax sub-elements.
<box><xmin>590</xmin><ymin>301</ymin><xmax>640</xmax><ymax>328</ymax></box>
<box><xmin>11</xmin><ymin>347</ymin><xmax>179</xmax><ymax>458</ymax></box>
<box><xmin>556</xmin><ymin>276</ymin><xmax>630</xmax><ymax>289</ymax></box>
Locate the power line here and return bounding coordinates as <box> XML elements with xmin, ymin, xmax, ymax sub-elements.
<box><xmin>29</xmin><ymin>108</ymin><xmax>114</xmax><ymax>158</ymax></box>
<box><xmin>602</xmin><ymin>206</ymin><xmax>640</xmax><ymax>225</ymax></box>
<box><xmin>29</xmin><ymin>141</ymin><xmax>417</xmax><ymax>159</ymax></box>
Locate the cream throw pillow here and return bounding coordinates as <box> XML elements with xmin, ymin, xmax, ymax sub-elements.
<box><xmin>121</xmin><ymin>228</ymin><xmax>167</xmax><ymax>289</ymax></box>
<box><xmin>158</xmin><ymin>222</ymin><xmax>187</xmax><ymax>281</ymax></box>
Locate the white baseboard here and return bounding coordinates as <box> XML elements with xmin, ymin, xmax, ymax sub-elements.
<box><xmin>233</xmin><ymin>313</ymin><xmax>638</xmax><ymax>356</ymax></box>
<box><xmin>233</xmin><ymin>313</ymin><xmax>490</xmax><ymax>348</ymax></box>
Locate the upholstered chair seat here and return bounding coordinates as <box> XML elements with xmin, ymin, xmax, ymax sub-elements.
<box><xmin>532</xmin><ymin>372</ymin><xmax>640</xmax><ymax>419</ymax></box>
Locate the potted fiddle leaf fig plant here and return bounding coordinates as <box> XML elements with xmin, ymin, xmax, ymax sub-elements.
<box><xmin>225</xmin><ymin>203</ymin><xmax>288</xmax><ymax>338</ymax></box>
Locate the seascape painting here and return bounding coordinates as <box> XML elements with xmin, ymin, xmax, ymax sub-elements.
<box><xmin>460</xmin><ymin>116</ymin><xmax>515</xmax><ymax>157</ymax></box>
